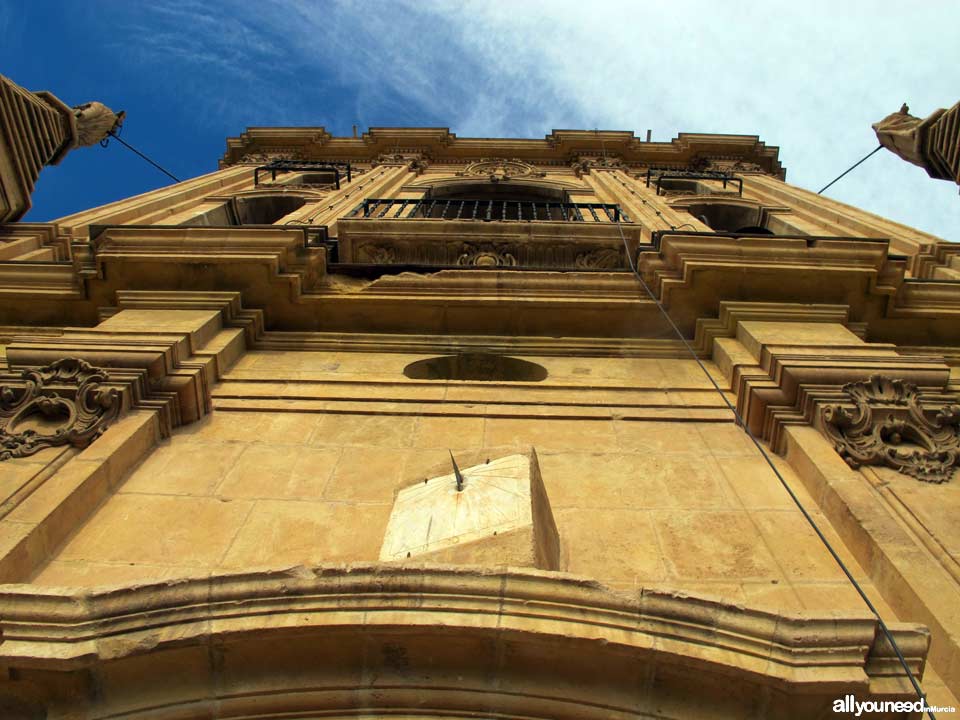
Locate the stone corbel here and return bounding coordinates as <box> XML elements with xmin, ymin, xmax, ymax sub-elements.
<box><xmin>569</xmin><ymin>154</ymin><xmax>626</xmax><ymax>177</ymax></box>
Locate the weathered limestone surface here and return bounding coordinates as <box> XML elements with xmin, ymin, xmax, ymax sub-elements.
<box><xmin>0</xmin><ymin>127</ymin><xmax>959</xmax><ymax>717</ymax></box>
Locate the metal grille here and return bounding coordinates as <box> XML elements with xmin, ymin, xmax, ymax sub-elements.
<box><xmin>254</xmin><ymin>161</ymin><xmax>353</xmax><ymax>188</ymax></box>
<box><xmin>347</xmin><ymin>199</ymin><xmax>629</xmax><ymax>223</ymax></box>
<box><xmin>644</xmin><ymin>169</ymin><xmax>743</xmax><ymax>196</ymax></box>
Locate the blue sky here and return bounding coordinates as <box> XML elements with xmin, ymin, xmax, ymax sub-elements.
<box><xmin>2</xmin><ymin>0</ymin><xmax>957</xmax><ymax>239</ymax></box>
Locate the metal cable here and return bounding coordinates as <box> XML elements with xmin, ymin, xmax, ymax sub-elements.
<box><xmin>818</xmin><ymin>145</ymin><xmax>883</xmax><ymax>194</ymax></box>
<box><xmin>104</xmin><ymin>130</ymin><xmax>182</xmax><ymax>183</ymax></box>
<box><xmin>612</xmin><ymin>216</ymin><xmax>935</xmax><ymax>718</ymax></box>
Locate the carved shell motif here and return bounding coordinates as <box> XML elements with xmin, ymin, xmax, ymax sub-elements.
<box><xmin>456</xmin><ymin>243</ymin><xmax>517</xmax><ymax>267</ymax></box>
<box><xmin>820</xmin><ymin>376</ymin><xmax>960</xmax><ymax>483</ymax></box>
<box><xmin>0</xmin><ymin>358</ymin><xmax>121</xmax><ymax>461</ymax></box>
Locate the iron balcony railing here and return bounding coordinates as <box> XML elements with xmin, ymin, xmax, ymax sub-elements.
<box><xmin>644</xmin><ymin>168</ymin><xmax>743</xmax><ymax>196</ymax></box>
<box><xmin>347</xmin><ymin>198</ymin><xmax>630</xmax><ymax>223</ymax></box>
<box><xmin>254</xmin><ymin>160</ymin><xmax>353</xmax><ymax>189</ymax></box>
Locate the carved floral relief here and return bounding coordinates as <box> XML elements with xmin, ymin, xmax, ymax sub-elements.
<box><xmin>821</xmin><ymin>376</ymin><xmax>960</xmax><ymax>483</ymax></box>
<box><xmin>0</xmin><ymin>359</ymin><xmax>121</xmax><ymax>461</ymax></box>
<box><xmin>574</xmin><ymin>248</ymin><xmax>622</xmax><ymax>269</ymax></box>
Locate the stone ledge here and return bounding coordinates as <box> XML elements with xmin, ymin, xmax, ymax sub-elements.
<box><xmin>0</xmin><ymin>564</ymin><xmax>927</xmax><ymax>681</ymax></box>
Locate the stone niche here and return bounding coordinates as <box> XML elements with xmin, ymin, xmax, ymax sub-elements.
<box><xmin>379</xmin><ymin>449</ymin><xmax>560</xmax><ymax>570</ymax></box>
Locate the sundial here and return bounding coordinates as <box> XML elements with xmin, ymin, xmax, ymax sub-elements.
<box><xmin>379</xmin><ymin>449</ymin><xmax>559</xmax><ymax>570</ymax></box>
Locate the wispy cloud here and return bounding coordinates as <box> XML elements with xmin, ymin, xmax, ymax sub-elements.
<box><xmin>105</xmin><ymin>0</ymin><xmax>958</xmax><ymax>238</ymax></box>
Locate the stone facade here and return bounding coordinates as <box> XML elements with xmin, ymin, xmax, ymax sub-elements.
<box><xmin>0</xmin><ymin>125</ymin><xmax>958</xmax><ymax>718</ymax></box>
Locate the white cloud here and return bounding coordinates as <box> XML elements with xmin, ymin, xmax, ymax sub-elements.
<box><xmin>111</xmin><ymin>0</ymin><xmax>959</xmax><ymax>239</ymax></box>
<box><xmin>416</xmin><ymin>0</ymin><xmax>959</xmax><ymax>239</ymax></box>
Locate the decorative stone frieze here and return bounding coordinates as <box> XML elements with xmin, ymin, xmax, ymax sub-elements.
<box><xmin>239</xmin><ymin>149</ymin><xmax>305</xmax><ymax>163</ymax></box>
<box><xmin>821</xmin><ymin>376</ymin><xmax>960</xmax><ymax>483</ymax></box>
<box><xmin>456</xmin><ymin>158</ymin><xmax>545</xmax><ymax>181</ymax></box>
<box><xmin>0</xmin><ymin>358</ymin><xmax>120</xmax><ymax>460</ymax></box>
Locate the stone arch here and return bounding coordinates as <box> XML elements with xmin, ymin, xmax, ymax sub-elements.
<box><xmin>179</xmin><ymin>190</ymin><xmax>321</xmax><ymax>226</ymax></box>
<box><xmin>669</xmin><ymin>197</ymin><xmax>807</xmax><ymax>235</ymax></box>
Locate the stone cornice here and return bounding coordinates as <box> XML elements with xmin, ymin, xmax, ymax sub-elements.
<box><xmin>220</xmin><ymin>127</ymin><xmax>785</xmax><ymax>178</ymax></box>
<box><xmin>2</xmin><ymin>227</ymin><xmax>959</xmax><ymax>342</ymax></box>
<box><xmin>639</xmin><ymin>233</ymin><xmax>960</xmax><ymax>343</ymax></box>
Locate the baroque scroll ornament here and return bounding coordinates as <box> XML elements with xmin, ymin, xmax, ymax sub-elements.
<box><xmin>821</xmin><ymin>376</ymin><xmax>960</xmax><ymax>483</ymax></box>
<box><xmin>0</xmin><ymin>359</ymin><xmax>121</xmax><ymax>461</ymax></box>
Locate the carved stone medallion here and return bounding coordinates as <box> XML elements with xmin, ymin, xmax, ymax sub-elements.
<box><xmin>0</xmin><ymin>359</ymin><xmax>121</xmax><ymax>461</ymax></box>
<box><xmin>821</xmin><ymin>376</ymin><xmax>960</xmax><ymax>483</ymax></box>
<box><xmin>456</xmin><ymin>158</ymin><xmax>545</xmax><ymax>182</ymax></box>
<box><xmin>457</xmin><ymin>243</ymin><xmax>517</xmax><ymax>267</ymax></box>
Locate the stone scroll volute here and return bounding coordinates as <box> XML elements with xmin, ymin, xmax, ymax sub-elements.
<box><xmin>820</xmin><ymin>375</ymin><xmax>960</xmax><ymax>483</ymax></box>
<box><xmin>0</xmin><ymin>358</ymin><xmax>121</xmax><ymax>461</ymax></box>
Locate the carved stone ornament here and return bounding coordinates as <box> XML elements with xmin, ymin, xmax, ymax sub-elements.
<box><xmin>574</xmin><ymin>248</ymin><xmax>622</xmax><ymax>269</ymax></box>
<box><xmin>239</xmin><ymin>150</ymin><xmax>305</xmax><ymax>163</ymax></box>
<box><xmin>357</xmin><ymin>244</ymin><xmax>396</xmax><ymax>264</ymax></box>
<box><xmin>457</xmin><ymin>243</ymin><xmax>517</xmax><ymax>267</ymax></box>
<box><xmin>456</xmin><ymin>158</ymin><xmax>545</xmax><ymax>182</ymax></box>
<box><xmin>372</xmin><ymin>153</ymin><xmax>429</xmax><ymax>172</ymax></box>
<box><xmin>821</xmin><ymin>376</ymin><xmax>960</xmax><ymax>483</ymax></box>
<box><xmin>0</xmin><ymin>359</ymin><xmax>121</xmax><ymax>461</ymax></box>
<box><xmin>570</xmin><ymin>155</ymin><xmax>627</xmax><ymax>178</ymax></box>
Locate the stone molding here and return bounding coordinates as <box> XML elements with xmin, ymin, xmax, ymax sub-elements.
<box><xmin>220</xmin><ymin>127</ymin><xmax>785</xmax><ymax>178</ymax></box>
<box><xmin>692</xmin><ymin>301</ymin><xmax>853</xmax><ymax>356</ymax></box>
<box><xmin>0</xmin><ymin>223</ymin><xmax>71</xmax><ymax>261</ymax></box>
<box><xmin>2</xmin><ymin>297</ymin><xmax>254</xmax><ymax>436</ymax></box>
<box><xmin>2</xmin><ymin>224</ymin><xmax>958</xmax><ymax>345</ymax></box>
<box><xmin>639</xmin><ymin>233</ymin><xmax>960</xmax><ymax>342</ymax></box>
<box><xmin>700</xmin><ymin>307</ymin><xmax>957</xmax><ymax>460</ymax></box>
<box><xmin>910</xmin><ymin>242</ymin><xmax>960</xmax><ymax>280</ymax></box>
<box><xmin>731</xmin><ymin>345</ymin><xmax>949</xmax><ymax>452</ymax></box>
<box><xmin>822</xmin><ymin>376</ymin><xmax>960</xmax><ymax>483</ymax></box>
<box><xmin>0</xmin><ymin>358</ymin><xmax>120</xmax><ymax>461</ymax></box>
<box><xmin>0</xmin><ymin>565</ymin><xmax>928</xmax><ymax>718</ymax></box>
